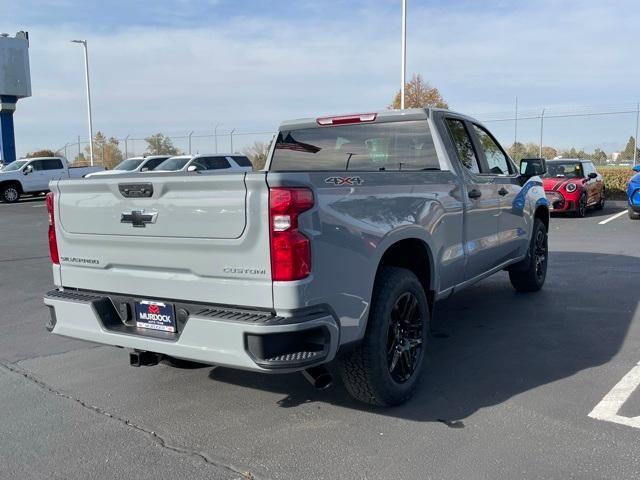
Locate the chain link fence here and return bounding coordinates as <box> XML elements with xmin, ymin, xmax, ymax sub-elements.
<box><xmin>474</xmin><ymin>103</ymin><xmax>640</xmax><ymax>166</ymax></box>
<box><xmin>54</xmin><ymin>130</ymin><xmax>276</xmax><ymax>168</ymax></box>
<box><xmin>54</xmin><ymin>103</ymin><xmax>640</xmax><ymax>168</ymax></box>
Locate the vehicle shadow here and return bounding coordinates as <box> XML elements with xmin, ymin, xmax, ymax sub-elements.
<box><xmin>207</xmin><ymin>252</ymin><xmax>638</xmax><ymax>421</ymax></box>
<box><xmin>550</xmin><ymin>203</ymin><xmax>627</xmax><ymax>219</ymax></box>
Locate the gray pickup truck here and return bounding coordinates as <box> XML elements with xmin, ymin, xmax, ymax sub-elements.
<box><xmin>44</xmin><ymin>108</ymin><xmax>550</xmax><ymax>406</ymax></box>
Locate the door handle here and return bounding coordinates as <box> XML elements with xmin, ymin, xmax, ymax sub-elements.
<box><xmin>468</xmin><ymin>189</ymin><xmax>482</xmax><ymax>199</ymax></box>
<box><xmin>498</xmin><ymin>187</ymin><xmax>509</xmax><ymax>196</ymax></box>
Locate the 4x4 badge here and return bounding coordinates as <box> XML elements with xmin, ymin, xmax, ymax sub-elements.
<box><xmin>324</xmin><ymin>176</ymin><xmax>363</xmax><ymax>186</ymax></box>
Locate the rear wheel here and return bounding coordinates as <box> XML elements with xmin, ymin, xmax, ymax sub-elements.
<box><xmin>339</xmin><ymin>266</ymin><xmax>429</xmax><ymax>406</ymax></box>
<box><xmin>575</xmin><ymin>193</ymin><xmax>587</xmax><ymax>217</ymax></box>
<box><xmin>629</xmin><ymin>207</ymin><xmax>640</xmax><ymax>220</ymax></box>
<box><xmin>1</xmin><ymin>184</ymin><xmax>20</xmax><ymax>203</ymax></box>
<box><xmin>508</xmin><ymin>218</ymin><xmax>548</xmax><ymax>292</ymax></box>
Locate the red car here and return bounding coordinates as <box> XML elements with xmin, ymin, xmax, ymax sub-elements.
<box><xmin>542</xmin><ymin>159</ymin><xmax>606</xmax><ymax>217</ymax></box>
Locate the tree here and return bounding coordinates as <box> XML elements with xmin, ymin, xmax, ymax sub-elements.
<box><xmin>85</xmin><ymin>132</ymin><xmax>123</xmax><ymax>169</ymax></box>
<box><xmin>72</xmin><ymin>152</ymin><xmax>88</xmax><ymax>166</ymax></box>
<box><xmin>541</xmin><ymin>146</ymin><xmax>558</xmax><ymax>160</ymax></box>
<box><xmin>619</xmin><ymin>136</ymin><xmax>639</xmax><ymax>161</ymax></box>
<box><xmin>243</xmin><ymin>140</ymin><xmax>272</xmax><ymax>170</ymax></box>
<box><xmin>591</xmin><ymin>148</ymin><xmax>608</xmax><ymax>164</ymax></box>
<box><xmin>26</xmin><ymin>149</ymin><xmax>57</xmax><ymax>158</ymax></box>
<box><xmin>389</xmin><ymin>74</ymin><xmax>448</xmax><ymax>110</ymax></box>
<box><xmin>145</xmin><ymin>133</ymin><xmax>180</xmax><ymax>156</ymax></box>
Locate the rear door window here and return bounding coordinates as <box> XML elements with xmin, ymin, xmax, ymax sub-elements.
<box><xmin>42</xmin><ymin>159</ymin><xmax>64</xmax><ymax>170</ymax></box>
<box><xmin>192</xmin><ymin>156</ymin><xmax>231</xmax><ymax>170</ymax></box>
<box><xmin>231</xmin><ymin>156</ymin><xmax>252</xmax><ymax>167</ymax></box>
<box><xmin>271</xmin><ymin>120</ymin><xmax>439</xmax><ymax>171</ymax></box>
<box><xmin>445</xmin><ymin>119</ymin><xmax>480</xmax><ymax>174</ymax></box>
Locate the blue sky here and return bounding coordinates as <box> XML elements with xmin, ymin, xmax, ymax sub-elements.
<box><xmin>2</xmin><ymin>0</ymin><xmax>640</xmax><ymax>156</ymax></box>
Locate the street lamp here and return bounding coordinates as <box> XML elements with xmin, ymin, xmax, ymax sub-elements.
<box><xmin>71</xmin><ymin>39</ymin><xmax>94</xmax><ymax>166</ymax></box>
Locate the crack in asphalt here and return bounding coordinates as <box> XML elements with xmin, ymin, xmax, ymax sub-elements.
<box><xmin>1</xmin><ymin>362</ymin><xmax>259</xmax><ymax>480</ymax></box>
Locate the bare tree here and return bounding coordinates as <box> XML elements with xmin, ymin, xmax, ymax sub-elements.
<box><xmin>243</xmin><ymin>140</ymin><xmax>272</xmax><ymax>170</ymax></box>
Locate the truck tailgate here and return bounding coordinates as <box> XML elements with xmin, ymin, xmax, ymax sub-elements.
<box><xmin>51</xmin><ymin>173</ymin><xmax>273</xmax><ymax>309</ymax></box>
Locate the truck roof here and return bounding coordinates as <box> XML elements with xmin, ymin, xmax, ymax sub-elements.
<box><xmin>277</xmin><ymin>108</ymin><xmax>477</xmax><ymax>131</ymax></box>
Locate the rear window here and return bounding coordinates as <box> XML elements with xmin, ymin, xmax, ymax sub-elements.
<box><xmin>231</xmin><ymin>155</ymin><xmax>252</xmax><ymax>167</ymax></box>
<box><xmin>271</xmin><ymin>120</ymin><xmax>439</xmax><ymax>171</ymax></box>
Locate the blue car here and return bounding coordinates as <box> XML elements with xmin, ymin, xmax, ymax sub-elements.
<box><xmin>629</xmin><ymin>165</ymin><xmax>640</xmax><ymax>220</ymax></box>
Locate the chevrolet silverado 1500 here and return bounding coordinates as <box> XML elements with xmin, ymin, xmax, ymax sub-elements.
<box><xmin>44</xmin><ymin>109</ymin><xmax>549</xmax><ymax>406</ymax></box>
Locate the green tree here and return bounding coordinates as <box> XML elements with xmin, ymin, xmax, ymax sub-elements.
<box><xmin>243</xmin><ymin>140</ymin><xmax>272</xmax><ymax>170</ymax></box>
<box><xmin>145</xmin><ymin>133</ymin><xmax>180</xmax><ymax>156</ymax></box>
<box><xmin>26</xmin><ymin>149</ymin><xmax>57</xmax><ymax>158</ymax></box>
<box><xmin>619</xmin><ymin>136</ymin><xmax>639</xmax><ymax>161</ymax></box>
<box><xmin>591</xmin><ymin>148</ymin><xmax>608</xmax><ymax>164</ymax></box>
<box><xmin>389</xmin><ymin>74</ymin><xmax>448</xmax><ymax>110</ymax></box>
<box><xmin>86</xmin><ymin>132</ymin><xmax>123</xmax><ymax>169</ymax></box>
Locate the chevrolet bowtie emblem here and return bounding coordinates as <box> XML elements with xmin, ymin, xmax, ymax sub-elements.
<box><xmin>120</xmin><ymin>210</ymin><xmax>157</xmax><ymax>228</ymax></box>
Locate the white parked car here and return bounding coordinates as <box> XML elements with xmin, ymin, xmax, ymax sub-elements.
<box><xmin>153</xmin><ymin>154</ymin><xmax>254</xmax><ymax>173</ymax></box>
<box><xmin>85</xmin><ymin>155</ymin><xmax>170</xmax><ymax>177</ymax></box>
<box><xmin>0</xmin><ymin>157</ymin><xmax>104</xmax><ymax>203</ymax></box>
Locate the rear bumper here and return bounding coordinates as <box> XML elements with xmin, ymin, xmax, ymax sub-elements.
<box><xmin>44</xmin><ymin>289</ymin><xmax>340</xmax><ymax>373</ymax></box>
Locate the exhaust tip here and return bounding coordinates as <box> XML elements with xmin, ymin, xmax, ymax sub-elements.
<box><xmin>302</xmin><ymin>366</ymin><xmax>333</xmax><ymax>390</ymax></box>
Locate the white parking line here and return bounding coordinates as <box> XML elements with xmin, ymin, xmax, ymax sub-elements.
<box><xmin>588</xmin><ymin>361</ymin><xmax>640</xmax><ymax>429</ymax></box>
<box><xmin>599</xmin><ymin>210</ymin><xmax>627</xmax><ymax>225</ymax></box>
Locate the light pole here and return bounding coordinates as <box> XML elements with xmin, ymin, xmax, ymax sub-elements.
<box><xmin>188</xmin><ymin>131</ymin><xmax>194</xmax><ymax>154</ymax></box>
<box><xmin>230</xmin><ymin>128</ymin><xmax>236</xmax><ymax>153</ymax></box>
<box><xmin>214</xmin><ymin>123</ymin><xmax>221</xmax><ymax>153</ymax></box>
<box><xmin>400</xmin><ymin>0</ymin><xmax>407</xmax><ymax>110</ymax></box>
<box><xmin>71</xmin><ymin>40</ymin><xmax>94</xmax><ymax>166</ymax></box>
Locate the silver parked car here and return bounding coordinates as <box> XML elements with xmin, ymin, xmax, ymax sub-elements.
<box><xmin>154</xmin><ymin>154</ymin><xmax>253</xmax><ymax>173</ymax></box>
<box><xmin>44</xmin><ymin>108</ymin><xmax>549</xmax><ymax>406</ymax></box>
<box><xmin>85</xmin><ymin>155</ymin><xmax>171</xmax><ymax>177</ymax></box>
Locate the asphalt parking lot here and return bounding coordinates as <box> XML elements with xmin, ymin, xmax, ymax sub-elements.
<box><xmin>1</xmin><ymin>198</ymin><xmax>639</xmax><ymax>480</ymax></box>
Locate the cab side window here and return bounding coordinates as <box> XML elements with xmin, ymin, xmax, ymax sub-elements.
<box><xmin>445</xmin><ymin>118</ymin><xmax>480</xmax><ymax>174</ymax></box>
<box><xmin>28</xmin><ymin>160</ymin><xmax>44</xmax><ymax>171</ymax></box>
<box><xmin>471</xmin><ymin>124</ymin><xmax>511</xmax><ymax>175</ymax></box>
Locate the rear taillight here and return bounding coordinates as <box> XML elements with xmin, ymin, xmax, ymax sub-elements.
<box><xmin>269</xmin><ymin>187</ymin><xmax>314</xmax><ymax>281</ymax></box>
<box><xmin>46</xmin><ymin>192</ymin><xmax>59</xmax><ymax>265</ymax></box>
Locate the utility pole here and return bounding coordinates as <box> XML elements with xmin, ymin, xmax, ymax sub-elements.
<box><xmin>71</xmin><ymin>40</ymin><xmax>94</xmax><ymax>166</ymax></box>
<box><xmin>400</xmin><ymin>0</ymin><xmax>407</xmax><ymax>110</ymax></box>
<box><xmin>634</xmin><ymin>102</ymin><xmax>639</xmax><ymax>167</ymax></box>
<box><xmin>539</xmin><ymin>108</ymin><xmax>545</xmax><ymax>158</ymax></box>
<box><xmin>514</xmin><ymin>96</ymin><xmax>518</xmax><ymax>149</ymax></box>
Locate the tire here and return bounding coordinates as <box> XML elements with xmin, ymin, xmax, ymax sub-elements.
<box><xmin>1</xmin><ymin>184</ymin><xmax>20</xmax><ymax>203</ymax></box>
<box><xmin>595</xmin><ymin>190</ymin><xmax>605</xmax><ymax>210</ymax></box>
<box><xmin>629</xmin><ymin>207</ymin><xmax>640</xmax><ymax>220</ymax></box>
<box><xmin>338</xmin><ymin>266</ymin><xmax>429</xmax><ymax>407</ymax></box>
<box><xmin>508</xmin><ymin>218</ymin><xmax>548</xmax><ymax>292</ymax></box>
<box><xmin>574</xmin><ymin>193</ymin><xmax>587</xmax><ymax>217</ymax></box>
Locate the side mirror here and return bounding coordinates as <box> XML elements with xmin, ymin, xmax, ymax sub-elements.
<box><xmin>140</xmin><ymin>167</ymin><xmax>149</xmax><ymax>172</ymax></box>
<box><xmin>588</xmin><ymin>172</ymin><xmax>597</xmax><ymax>179</ymax></box>
<box><xmin>23</xmin><ymin>165</ymin><xmax>33</xmax><ymax>175</ymax></box>
<box><xmin>633</xmin><ymin>165</ymin><xmax>640</xmax><ymax>173</ymax></box>
<box><xmin>187</xmin><ymin>165</ymin><xmax>199</xmax><ymax>172</ymax></box>
<box><xmin>519</xmin><ymin>158</ymin><xmax>547</xmax><ymax>177</ymax></box>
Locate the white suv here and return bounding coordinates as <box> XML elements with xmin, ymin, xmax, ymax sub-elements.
<box><xmin>154</xmin><ymin>154</ymin><xmax>253</xmax><ymax>172</ymax></box>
